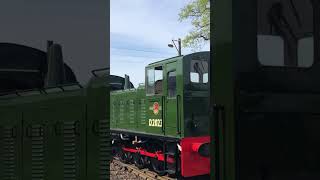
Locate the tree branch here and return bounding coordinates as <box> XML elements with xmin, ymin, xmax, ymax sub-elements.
<box><xmin>200</xmin><ymin>35</ymin><xmax>209</xmax><ymax>41</ymax></box>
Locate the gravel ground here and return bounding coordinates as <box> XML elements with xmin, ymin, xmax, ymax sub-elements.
<box><xmin>110</xmin><ymin>161</ymin><xmax>145</xmax><ymax>180</ymax></box>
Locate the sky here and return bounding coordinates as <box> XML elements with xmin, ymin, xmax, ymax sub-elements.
<box><xmin>110</xmin><ymin>0</ymin><xmax>210</xmax><ymax>87</ymax></box>
<box><xmin>0</xmin><ymin>0</ymin><xmax>109</xmax><ymax>85</ymax></box>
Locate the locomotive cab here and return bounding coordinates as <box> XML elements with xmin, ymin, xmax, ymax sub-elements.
<box><xmin>144</xmin><ymin>51</ymin><xmax>210</xmax><ymax>177</ymax></box>
<box><xmin>144</xmin><ymin>52</ymin><xmax>209</xmax><ymax>138</ymax></box>
<box><xmin>183</xmin><ymin>52</ymin><xmax>209</xmax><ymax>137</ymax></box>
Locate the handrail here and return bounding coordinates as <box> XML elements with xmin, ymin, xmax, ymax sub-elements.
<box><xmin>176</xmin><ymin>94</ymin><xmax>181</xmax><ymax>134</ymax></box>
<box><xmin>213</xmin><ymin>104</ymin><xmax>226</xmax><ymax>180</ymax></box>
<box><xmin>161</xmin><ymin>96</ymin><xmax>165</xmax><ymax>133</ymax></box>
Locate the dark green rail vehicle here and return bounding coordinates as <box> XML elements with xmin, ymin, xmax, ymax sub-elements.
<box><xmin>0</xmin><ymin>41</ymin><xmax>109</xmax><ymax>179</ymax></box>
<box><xmin>212</xmin><ymin>0</ymin><xmax>320</xmax><ymax>180</ymax></box>
<box><xmin>111</xmin><ymin>52</ymin><xmax>210</xmax><ymax>178</ymax></box>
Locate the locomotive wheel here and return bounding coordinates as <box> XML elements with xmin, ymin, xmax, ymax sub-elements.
<box><xmin>133</xmin><ymin>153</ymin><xmax>145</xmax><ymax>169</ymax></box>
<box><xmin>119</xmin><ymin>149</ymin><xmax>127</xmax><ymax>163</ymax></box>
<box><xmin>119</xmin><ymin>149</ymin><xmax>132</xmax><ymax>163</ymax></box>
<box><xmin>126</xmin><ymin>152</ymin><xmax>133</xmax><ymax>164</ymax></box>
<box><xmin>151</xmin><ymin>158</ymin><xmax>166</xmax><ymax>176</ymax></box>
<box><xmin>144</xmin><ymin>156</ymin><xmax>151</xmax><ymax>169</ymax></box>
<box><xmin>112</xmin><ymin>146</ymin><xmax>120</xmax><ymax>156</ymax></box>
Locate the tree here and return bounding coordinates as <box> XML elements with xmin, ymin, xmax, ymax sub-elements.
<box><xmin>179</xmin><ymin>0</ymin><xmax>210</xmax><ymax>50</ymax></box>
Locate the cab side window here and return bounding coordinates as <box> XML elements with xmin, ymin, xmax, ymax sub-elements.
<box><xmin>146</xmin><ymin>66</ymin><xmax>163</xmax><ymax>95</ymax></box>
<box><xmin>168</xmin><ymin>71</ymin><xmax>176</xmax><ymax>98</ymax></box>
<box><xmin>147</xmin><ymin>68</ymin><xmax>155</xmax><ymax>94</ymax></box>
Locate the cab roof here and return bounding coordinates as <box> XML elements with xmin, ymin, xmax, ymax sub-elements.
<box><xmin>147</xmin><ymin>55</ymin><xmax>182</xmax><ymax>67</ymax></box>
<box><xmin>146</xmin><ymin>51</ymin><xmax>210</xmax><ymax>67</ymax></box>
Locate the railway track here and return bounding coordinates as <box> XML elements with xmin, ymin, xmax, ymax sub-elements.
<box><xmin>112</xmin><ymin>158</ymin><xmax>176</xmax><ymax>180</ymax></box>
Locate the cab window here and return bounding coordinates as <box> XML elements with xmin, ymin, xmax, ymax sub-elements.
<box><xmin>168</xmin><ymin>71</ymin><xmax>176</xmax><ymax>97</ymax></box>
<box><xmin>190</xmin><ymin>60</ymin><xmax>208</xmax><ymax>83</ymax></box>
<box><xmin>146</xmin><ymin>66</ymin><xmax>163</xmax><ymax>95</ymax></box>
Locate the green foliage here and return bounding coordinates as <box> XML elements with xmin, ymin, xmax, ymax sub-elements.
<box><xmin>179</xmin><ymin>0</ymin><xmax>210</xmax><ymax>50</ymax></box>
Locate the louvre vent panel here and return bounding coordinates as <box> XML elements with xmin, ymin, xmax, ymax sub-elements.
<box><xmin>99</xmin><ymin>119</ymin><xmax>110</xmax><ymax>179</ymax></box>
<box><xmin>63</xmin><ymin>121</ymin><xmax>79</xmax><ymax>180</ymax></box>
<box><xmin>1</xmin><ymin>127</ymin><xmax>17</xmax><ymax>180</ymax></box>
<box><xmin>111</xmin><ymin>103</ymin><xmax>117</xmax><ymax>125</ymax></box>
<box><xmin>140</xmin><ymin>99</ymin><xmax>146</xmax><ymax>125</ymax></box>
<box><xmin>31</xmin><ymin>125</ymin><xmax>45</xmax><ymax>180</ymax></box>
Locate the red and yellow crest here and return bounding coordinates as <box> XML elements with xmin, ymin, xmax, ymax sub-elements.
<box><xmin>153</xmin><ymin>102</ymin><xmax>160</xmax><ymax>115</ymax></box>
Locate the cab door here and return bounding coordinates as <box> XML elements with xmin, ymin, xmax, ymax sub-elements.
<box><xmin>145</xmin><ymin>66</ymin><xmax>164</xmax><ymax>135</ymax></box>
<box><xmin>164</xmin><ymin>62</ymin><xmax>180</xmax><ymax>137</ymax></box>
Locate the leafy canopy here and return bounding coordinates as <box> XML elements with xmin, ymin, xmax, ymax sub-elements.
<box><xmin>179</xmin><ymin>0</ymin><xmax>210</xmax><ymax>50</ymax></box>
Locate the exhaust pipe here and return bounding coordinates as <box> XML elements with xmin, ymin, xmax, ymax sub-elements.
<box><xmin>45</xmin><ymin>41</ymin><xmax>66</xmax><ymax>87</ymax></box>
<box><xmin>124</xmin><ymin>74</ymin><xmax>130</xmax><ymax>90</ymax></box>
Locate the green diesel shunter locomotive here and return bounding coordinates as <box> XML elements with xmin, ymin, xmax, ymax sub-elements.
<box><xmin>111</xmin><ymin>52</ymin><xmax>210</xmax><ymax>178</ymax></box>
<box><xmin>0</xmin><ymin>41</ymin><xmax>109</xmax><ymax>179</ymax></box>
